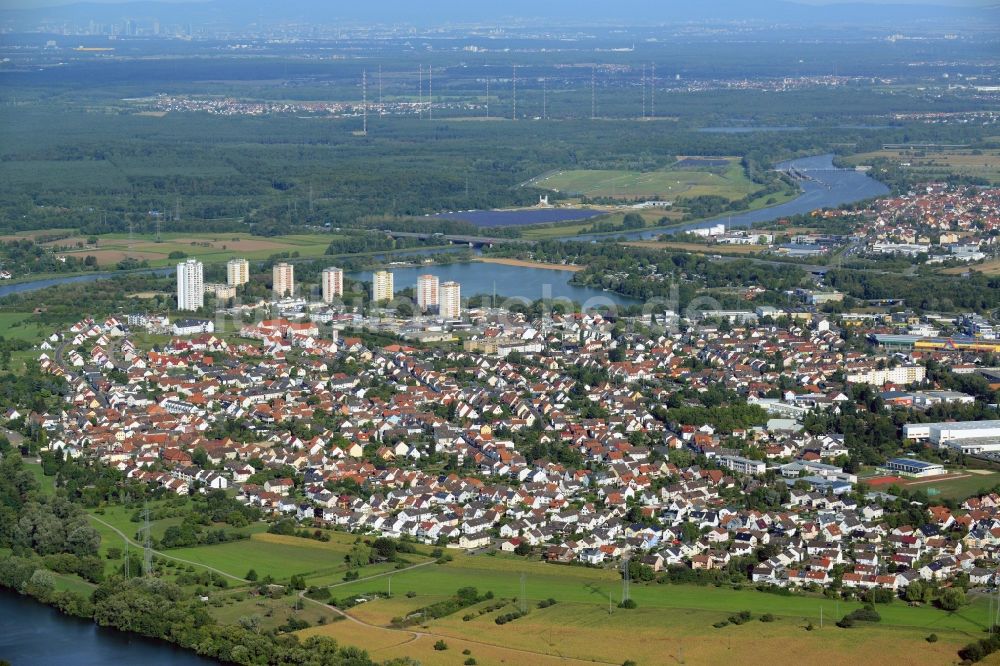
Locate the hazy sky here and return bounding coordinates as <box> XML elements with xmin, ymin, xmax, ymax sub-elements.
<box><xmin>2</xmin><ymin>0</ymin><xmax>993</xmax><ymax>6</ymax></box>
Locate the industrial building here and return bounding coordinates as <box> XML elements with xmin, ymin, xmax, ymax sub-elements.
<box><xmin>904</xmin><ymin>420</ymin><xmax>1000</xmax><ymax>454</ymax></box>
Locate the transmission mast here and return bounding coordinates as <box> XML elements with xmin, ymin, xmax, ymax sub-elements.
<box><xmin>378</xmin><ymin>64</ymin><xmax>383</xmax><ymax>116</ymax></box>
<box><xmin>362</xmin><ymin>68</ymin><xmax>368</xmax><ymax>135</ymax></box>
<box><xmin>542</xmin><ymin>77</ymin><xmax>547</xmax><ymax>119</ymax></box>
<box><xmin>641</xmin><ymin>64</ymin><xmax>646</xmax><ymax>118</ymax></box>
<box><xmin>428</xmin><ymin>64</ymin><xmax>433</xmax><ymax>119</ymax></box>
<box><xmin>512</xmin><ymin>64</ymin><xmax>517</xmax><ymax>120</ymax></box>
<box><xmin>418</xmin><ymin>64</ymin><xmax>423</xmax><ymax>119</ymax></box>
<box><xmin>651</xmin><ymin>62</ymin><xmax>656</xmax><ymax>118</ymax></box>
<box><xmin>141</xmin><ymin>504</ymin><xmax>153</xmax><ymax>576</ymax></box>
<box><xmin>591</xmin><ymin>66</ymin><xmax>596</xmax><ymax>120</ymax></box>
<box><xmin>485</xmin><ymin>73</ymin><xmax>490</xmax><ymax>118</ymax></box>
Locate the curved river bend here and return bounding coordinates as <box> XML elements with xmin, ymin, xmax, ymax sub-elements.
<box><xmin>569</xmin><ymin>153</ymin><xmax>889</xmax><ymax>241</ymax></box>
<box><xmin>0</xmin><ymin>588</ymin><xmax>217</xmax><ymax>665</ymax></box>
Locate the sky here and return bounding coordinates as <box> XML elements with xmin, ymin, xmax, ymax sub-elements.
<box><xmin>1</xmin><ymin>0</ymin><xmax>993</xmax><ymax>6</ymax></box>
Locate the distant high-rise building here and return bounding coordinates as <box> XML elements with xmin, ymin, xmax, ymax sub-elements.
<box><xmin>176</xmin><ymin>259</ymin><xmax>204</xmax><ymax>311</ymax></box>
<box><xmin>321</xmin><ymin>267</ymin><xmax>344</xmax><ymax>303</ymax></box>
<box><xmin>227</xmin><ymin>258</ymin><xmax>249</xmax><ymax>287</ymax></box>
<box><xmin>440</xmin><ymin>281</ymin><xmax>461</xmax><ymax>320</ymax></box>
<box><xmin>416</xmin><ymin>274</ymin><xmax>439</xmax><ymax>312</ymax></box>
<box><xmin>372</xmin><ymin>270</ymin><xmax>394</xmax><ymax>302</ymax></box>
<box><xmin>273</xmin><ymin>262</ymin><xmax>295</xmax><ymax>298</ymax></box>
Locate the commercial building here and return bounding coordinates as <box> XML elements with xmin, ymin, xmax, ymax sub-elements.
<box><xmin>871</xmin><ymin>334</ymin><xmax>1000</xmax><ymax>354</ymax></box>
<box><xmin>416</xmin><ymin>274</ymin><xmax>439</xmax><ymax>312</ymax></box>
<box><xmin>272</xmin><ymin>262</ymin><xmax>295</xmax><ymax>298</ymax></box>
<box><xmin>176</xmin><ymin>259</ymin><xmax>204</xmax><ymax>311</ymax></box>
<box><xmin>226</xmin><ymin>258</ymin><xmax>250</xmax><ymax>287</ymax></box>
<box><xmin>321</xmin><ymin>267</ymin><xmax>344</xmax><ymax>304</ymax></box>
<box><xmin>440</xmin><ymin>281</ymin><xmax>461</xmax><ymax>320</ymax></box>
<box><xmin>882</xmin><ymin>458</ymin><xmax>944</xmax><ymax>478</ymax></box>
<box><xmin>372</xmin><ymin>270</ymin><xmax>394</xmax><ymax>302</ymax></box>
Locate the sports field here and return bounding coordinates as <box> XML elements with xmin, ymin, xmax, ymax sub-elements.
<box><xmin>529</xmin><ymin>158</ymin><xmax>759</xmax><ymax>201</ymax></box>
<box><xmin>861</xmin><ymin>470</ymin><xmax>1000</xmax><ymax>502</ymax></box>
<box><xmin>38</xmin><ymin>231</ymin><xmax>337</xmax><ymax>270</ymax></box>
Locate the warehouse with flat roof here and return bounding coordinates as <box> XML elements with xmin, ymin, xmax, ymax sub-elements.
<box><xmin>905</xmin><ymin>420</ymin><xmax>1000</xmax><ymax>447</ymax></box>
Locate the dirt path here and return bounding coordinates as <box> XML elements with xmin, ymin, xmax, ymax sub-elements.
<box><xmin>298</xmin><ymin>566</ymin><xmax>617</xmax><ymax>666</ymax></box>
<box><xmin>88</xmin><ymin>514</ymin><xmax>249</xmax><ymax>583</ymax></box>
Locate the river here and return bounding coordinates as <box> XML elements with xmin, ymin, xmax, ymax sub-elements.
<box><xmin>1</xmin><ymin>155</ymin><xmax>885</xmax><ymax>301</ymax></box>
<box><xmin>568</xmin><ymin>153</ymin><xmax>889</xmax><ymax>241</ymax></box>
<box><xmin>0</xmin><ymin>588</ymin><xmax>217</xmax><ymax>665</ymax></box>
<box><xmin>348</xmin><ymin>261</ymin><xmax>636</xmax><ymax>306</ymax></box>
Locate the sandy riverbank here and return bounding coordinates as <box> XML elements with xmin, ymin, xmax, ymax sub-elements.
<box><xmin>477</xmin><ymin>257</ymin><xmax>585</xmax><ymax>272</ymax></box>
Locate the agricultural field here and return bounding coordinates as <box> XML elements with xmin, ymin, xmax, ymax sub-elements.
<box><xmin>162</xmin><ymin>531</ymin><xmax>432</xmax><ymax>587</ymax></box>
<box><xmin>41</xmin><ymin>231</ymin><xmax>337</xmax><ymax>270</ymax></box>
<box><xmin>528</xmin><ymin>158</ymin><xmax>759</xmax><ymax>201</ymax></box>
<box><xmin>844</xmin><ymin>147</ymin><xmax>1000</xmax><ymax>184</ymax></box>
<box><xmin>300</xmin><ymin>550</ymin><xmax>991</xmax><ymax>665</ymax></box>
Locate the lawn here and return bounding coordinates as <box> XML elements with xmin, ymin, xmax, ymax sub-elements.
<box><xmin>530</xmin><ymin>158</ymin><xmax>759</xmax><ymax>201</ymax></box>
<box><xmin>163</xmin><ymin>531</ymin><xmax>430</xmax><ymax>587</ymax></box>
<box><xmin>209</xmin><ymin>590</ymin><xmax>342</xmax><ymax>632</ymax></box>
<box><xmin>900</xmin><ymin>470</ymin><xmax>1000</xmax><ymax>501</ymax></box>
<box><xmin>22</xmin><ymin>460</ymin><xmax>56</xmax><ymax>495</ymax></box>
<box><xmin>0</xmin><ymin>312</ymin><xmax>46</xmax><ymax>343</ymax></box>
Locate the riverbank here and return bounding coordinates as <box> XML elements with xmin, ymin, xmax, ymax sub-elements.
<box><xmin>623</xmin><ymin>240</ymin><xmax>768</xmax><ymax>255</ymax></box>
<box><xmin>477</xmin><ymin>257</ymin><xmax>584</xmax><ymax>272</ymax></box>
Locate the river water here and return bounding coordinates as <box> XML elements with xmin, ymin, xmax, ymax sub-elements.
<box><xmin>0</xmin><ymin>588</ymin><xmax>216</xmax><ymax>665</ymax></box>
<box><xmin>0</xmin><ymin>155</ymin><xmax>885</xmax><ymax>303</ymax></box>
<box><xmin>569</xmin><ymin>153</ymin><xmax>889</xmax><ymax>241</ymax></box>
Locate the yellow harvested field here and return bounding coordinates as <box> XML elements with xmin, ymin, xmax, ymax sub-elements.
<box><xmin>941</xmin><ymin>259</ymin><xmax>1000</xmax><ymax>276</ymax></box>
<box><xmin>624</xmin><ymin>240</ymin><xmax>768</xmax><ymax>255</ymax></box>
<box><xmin>477</xmin><ymin>257</ymin><xmax>584</xmax><ymax>272</ymax></box>
<box><xmin>300</xmin><ymin>618</ymin><xmax>609</xmax><ymax>666</ymax></box>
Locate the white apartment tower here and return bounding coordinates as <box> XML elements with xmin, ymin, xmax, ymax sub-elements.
<box><xmin>372</xmin><ymin>270</ymin><xmax>394</xmax><ymax>302</ymax></box>
<box><xmin>416</xmin><ymin>274</ymin><xmax>440</xmax><ymax>312</ymax></box>
<box><xmin>176</xmin><ymin>259</ymin><xmax>204</xmax><ymax>311</ymax></box>
<box><xmin>272</xmin><ymin>262</ymin><xmax>295</xmax><ymax>298</ymax></box>
<box><xmin>440</xmin><ymin>281</ymin><xmax>461</xmax><ymax>320</ymax></box>
<box><xmin>226</xmin><ymin>258</ymin><xmax>249</xmax><ymax>287</ymax></box>
<box><xmin>321</xmin><ymin>267</ymin><xmax>344</xmax><ymax>303</ymax></box>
